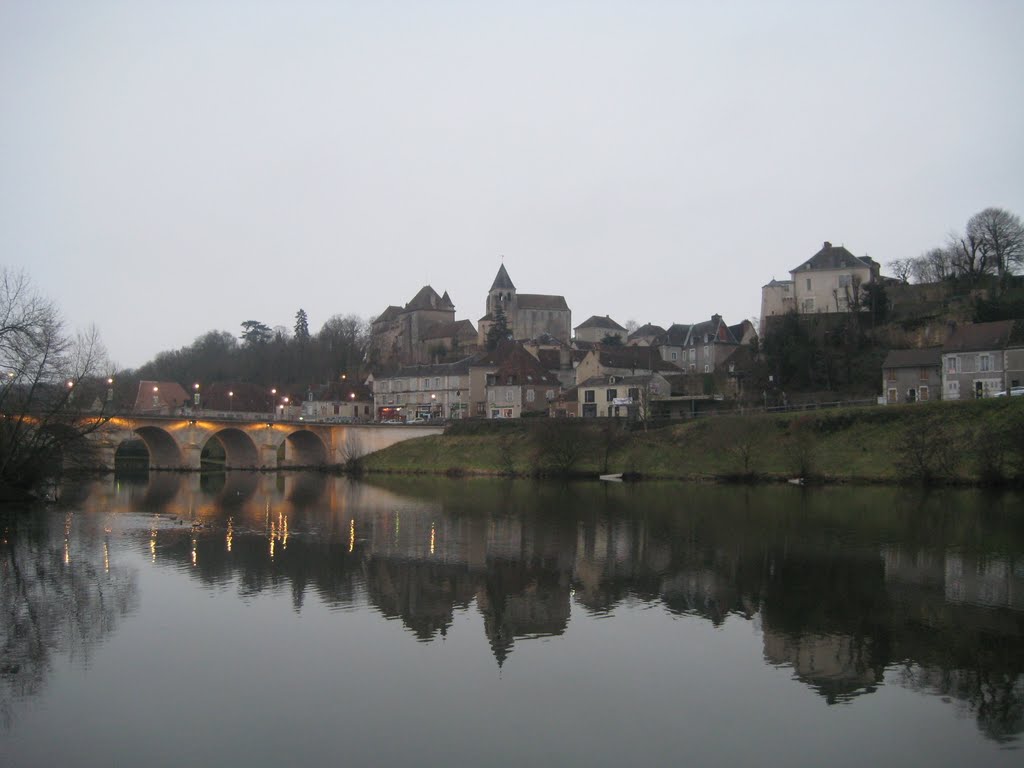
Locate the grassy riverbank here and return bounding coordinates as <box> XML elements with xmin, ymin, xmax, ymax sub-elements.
<box><xmin>362</xmin><ymin>398</ymin><xmax>1024</xmax><ymax>485</ymax></box>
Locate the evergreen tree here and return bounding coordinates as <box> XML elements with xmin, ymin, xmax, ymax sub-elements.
<box><xmin>294</xmin><ymin>308</ymin><xmax>310</xmax><ymax>343</ymax></box>
<box><xmin>486</xmin><ymin>306</ymin><xmax>510</xmax><ymax>351</ymax></box>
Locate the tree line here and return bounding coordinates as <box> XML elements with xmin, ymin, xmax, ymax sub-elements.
<box><xmin>887</xmin><ymin>207</ymin><xmax>1024</xmax><ymax>289</ymax></box>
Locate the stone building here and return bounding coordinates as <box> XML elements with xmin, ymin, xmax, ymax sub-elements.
<box><xmin>369</xmin><ymin>285</ymin><xmax>475</xmax><ymax>365</ymax></box>
<box><xmin>477</xmin><ymin>264</ymin><xmax>571</xmax><ymax>345</ymax></box>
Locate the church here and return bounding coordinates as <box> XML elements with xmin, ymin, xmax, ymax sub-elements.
<box><xmin>477</xmin><ymin>264</ymin><xmax>572</xmax><ymax>346</ymax></box>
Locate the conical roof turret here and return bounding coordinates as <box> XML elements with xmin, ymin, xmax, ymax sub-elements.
<box><xmin>489</xmin><ymin>263</ymin><xmax>516</xmax><ymax>292</ymax></box>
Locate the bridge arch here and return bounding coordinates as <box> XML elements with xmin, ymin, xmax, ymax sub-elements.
<box><xmin>205</xmin><ymin>428</ymin><xmax>260</xmax><ymax>470</ymax></box>
<box><xmin>280</xmin><ymin>429</ymin><xmax>329</xmax><ymax>468</ymax></box>
<box><xmin>133</xmin><ymin>426</ymin><xmax>183</xmax><ymax>469</ymax></box>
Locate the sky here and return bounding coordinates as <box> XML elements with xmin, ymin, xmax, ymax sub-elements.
<box><xmin>2</xmin><ymin>0</ymin><xmax>1023</xmax><ymax>370</ymax></box>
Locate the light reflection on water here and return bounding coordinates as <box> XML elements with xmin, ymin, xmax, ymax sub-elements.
<box><xmin>1</xmin><ymin>473</ymin><xmax>1023</xmax><ymax>766</ymax></box>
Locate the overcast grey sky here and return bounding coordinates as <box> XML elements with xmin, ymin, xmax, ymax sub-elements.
<box><xmin>2</xmin><ymin>0</ymin><xmax>1022</xmax><ymax>369</ymax></box>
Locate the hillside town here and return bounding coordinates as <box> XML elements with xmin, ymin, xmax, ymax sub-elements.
<box><xmin>122</xmin><ymin>230</ymin><xmax>1024</xmax><ymax>424</ymax></box>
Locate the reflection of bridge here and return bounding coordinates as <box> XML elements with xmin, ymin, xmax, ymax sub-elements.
<box><xmin>89</xmin><ymin>416</ymin><xmax>444</xmax><ymax>470</ymax></box>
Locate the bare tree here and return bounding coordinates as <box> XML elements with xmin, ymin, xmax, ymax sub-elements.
<box><xmin>886</xmin><ymin>258</ymin><xmax>914</xmax><ymax>284</ymax></box>
<box><xmin>948</xmin><ymin>227</ymin><xmax>990</xmax><ymax>283</ymax></box>
<box><xmin>0</xmin><ymin>269</ymin><xmax>114</xmax><ymax>496</ymax></box>
<box><xmin>967</xmin><ymin>207</ymin><xmax>1024</xmax><ymax>290</ymax></box>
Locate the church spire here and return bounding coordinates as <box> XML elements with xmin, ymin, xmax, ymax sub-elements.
<box><xmin>489</xmin><ymin>263</ymin><xmax>516</xmax><ymax>292</ymax></box>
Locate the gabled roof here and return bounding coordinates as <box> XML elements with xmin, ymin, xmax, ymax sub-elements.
<box><xmin>882</xmin><ymin>348</ymin><xmax>942</xmax><ymax>369</ymax></box>
<box><xmin>592</xmin><ymin>346</ymin><xmax>682</xmax><ymax>373</ymax></box>
<box><xmin>942</xmin><ymin>321</ymin><xmax>1018</xmax><ymax>353</ymax></box>
<box><xmin>405</xmin><ymin>285</ymin><xmax>454</xmax><ymax>312</ymax></box>
<box><xmin>420</xmin><ymin>319</ymin><xmax>477</xmax><ymax>341</ymax></box>
<box><xmin>133</xmin><ymin>380</ymin><xmax>190</xmax><ymax>412</ymax></box>
<box><xmin>489</xmin><ymin>343</ymin><xmax>560</xmax><ymax>387</ymax></box>
<box><xmin>685</xmin><ymin>315</ymin><xmax>737</xmax><ymax>346</ymax></box>
<box><xmin>575</xmin><ymin>315</ymin><xmax>626</xmax><ymax>332</ymax></box>
<box><xmin>628</xmin><ymin>323</ymin><xmax>667</xmax><ymax>342</ymax></box>
<box><xmin>373</xmin><ymin>305</ymin><xmax>403</xmax><ymax>324</ymax></box>
<box><xmin>762</xmin><ymin>278</ymin><xmax>794</xmax><ymax>288</ymax></box>
<box><xmin>791</xmin><ymin>242</ymin><xmax>873</xmax><ymax>274</ymax></box>
<box><xmin>490</xmin><ymin>264</ymin><xmax>516</xmax><ymax>291</ymax></box>
<box><xmin>728</xmin><ymin>320</ymin><xmax>757</xmax><ymax>345</ymax></box>
<box><xmin>517</xmin><ymin>293</ymin><xmax>569</xmax><ymax>311</ymax></box>
<box><xmin>665</xmin><ymin>323</ymin><xmax>691</xmax><ymax>346</ymax></box>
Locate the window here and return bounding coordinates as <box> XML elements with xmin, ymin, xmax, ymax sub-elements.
<box><xmin>671</xmin><ymin>352</ymin><xmax>678</xmax><ymax>360</ymax></box>
<box><xmin>980</xmin><ymin>355</ymin><xmax>990</xmax><ymax>372</ymax></box>
<box><xmin>434</xmin><ymin>377</ymin><xmax>441</xmax><ymax>387</ymax></box>
<box><xmin>801</xmin><ymin>298</ymin><xmax>815</xmax><ymax>313</ymax></box>
<box><xmin>606</xmin><ymin>389</ymin><xmax>618</xmax><ymax>402</ymax></box>
<box><xmin>962</xmin><ymin>355</ymin><xmax>976</xmax><ymax>373</ymax></box>
<box><xmin>946</xmin><ymin>357</ymin><xmax>958</xmax><ymax>374</ymax></box>
<box><xmin>919</xmin><ymin>386</ymin><xmax>929</xmax><ymax>401</ymax></box>
<box><xmin>690</xmin><ymin>363</ymin><xmax>696</xmax><ymax>372</ymax></box>
<box><xmin>423</xmin><ymin>378</ymin><xmax>429</xmax><ymax>389</ymax></box>
<box><xmin>584</xmin><ymin>390</ymin><xmax>595</xmax><ymax>403</ymax></box>
<box><xmin>689</xmin><ymin>349</ymin><xmax>696</xmax><ymax>362</ymax></box>
<box><xmin>505</xmin><ymin>389</ymin><xmax>513</xmax><ymax>402</ymax></box>
<box><xmin>703</xmin><ymin>345</ymin><xmax>709</xmax><ymax>359</ymax></box>
<box><xmin>526</xmin><ymin>389</ymin><xmax>535</xmax><ymax>403</ymax></box>
<box><xmin>806</xmin><ymin>278</ymin><xmax>811</xmax><ymax>290</ymax></box>
<box><xmin>546</xmin><ymin>390</ymin><xmax>554</xmax><ymax>400</ymax></box>
<box><xmin>488</xmin><ymin>390</ymin><xmax>495</xmax><ymax>402</ymax></box>
<box><xmin>919</xmin><ymin>367</ymin><xmax>929</xmax><ymax>381</ymax></box>
<box><xmin>704</xmin><ymin>364</ymin><xmax>710</xmax><ymax>373</ymax></box>
<box><xmin>887</xmin><ymin>368</ymin><xmax>896</xmax><ymax>381</ymax></box>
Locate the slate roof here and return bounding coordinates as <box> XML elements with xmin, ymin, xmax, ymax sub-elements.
<box><xmin>628</xmin><ymin>323</ymin><xmax>667</xmax><ymax>342</ymax></box>
<box><xmin>489</xmin><ymin>344</ymin><xmax>560</xmax><ymax>386</ymax></box>
<box><xmin>665</xmin><ymin>324</ymin><xmax>691</xmax><ymax>346</ymax></box>
<box><xmin>489</xmin><ymin>264</ymin><xmax>516</xmax><ymax>291</ymax></box>
<box><xmin>942</xmin><ymin>321</ymin><xmax>1018</xmax><ymax>353</ymax></box>
<box><xmin>762</xmin><ymin>278</ymin><xmax>795</xmax><ymax>288</ymax></box>
<box><xmin>882</xmin><ymin>348</ymin><xmax>942</xmax><ymax>369</ymax></box>
<box><xmin>594</xmin><ymin>346</ymin><xmax>683</xmax><ymax>373</ymax></box>
<box><xmin>420</xmin><ymin>319</ymin><xmax>477</xmax><ymax>341</ymax></box>
<box><xmin>373</xmin><ymin>305</ymin><xmax>403</xmax><ymax>324</ymax></box>
<box><xmin>405</xmin><ymin>285</ymin><xmax>454</xmax><ymax>312</ymax></box>
<box><xmin>575</xmin><ymin>315</ymin><xmax>626</xmax><ymax>331</ymax></box>
<box><xmin>685</xmin><ymin>315</ymin><xmax>737</xmax><ymax>345</ymax></box>
<box><xmin>791</xmin><ymin>242</ymin><xmax>873</xmax><ymax>274</ymax></box>
<box><xmin>517</xmin><ymin>293</ymin><xmax>570</xmax><ymax>311</ymax></box>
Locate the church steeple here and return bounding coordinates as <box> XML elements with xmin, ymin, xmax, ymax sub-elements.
<box><xmin>489</xmin><ymin>263</ymin><xmax>515</xmax><ymax>292</ymax></box>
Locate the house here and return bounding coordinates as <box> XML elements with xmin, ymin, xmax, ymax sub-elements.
<box><xmin>881</xmin><ymin>349</ymin><xmax>942</xmax><ymax>404</ymax></box>
<box><xmin>658</xmin><ymin>323</ymin><xmax>691</xmax><ymax>366</ymax></box>
<box><xmin>941</xmin><ymin>320</ymin><xmax>1024</xmax><ymax>400</ymax></box>
<box><xmin>627</xmin><ymin>323</ymin><xmax>667</xmax><ymax>347</ymax></box>
<box><xmin>478</xmin><ymin>264</ymin><xmax>572</xmax><ymax>346</ymax></box>
<box><xmin>577</xmin><ymin>372</ymin><xmax>671</xmax><ymax>419</ymax></box>
<box><xmin>132</xmin><ymin>380</ymin><xmax>190</xmax><ymax>415</ymax></box>
<box><xmin>300</xmin><ymin>382</ymin><xmax>374</xmax><ymax>422</ymax></box>
<box><xmin>483</xmin><ymin>343</ymin><xmax>562</xmax><ymax>419</ymax></box>
<box><xmin>761</xmin><ymin>241</ymin><xmax>881</xmax><ymax>334</ymax></box>
<box><xmin>549</xmin><ymin>386</ymin><xmax>579</xmax><ymax>418</ymax></box>
<box><xmin>574</xmin><ymin>315</ymin><xmax>628</xmax><ymax>345</ymax></box>
<box><xmin>676</xmin><ymin>314</ymin><xmax>744</xmax><ymax>374</ymax></box>
<box><xmin>371</xmin><ymin>356</ymin><xmax>476</xmax><ymax>421</ymax></box>
<box><xmin>574</xmin><ymin>345</ymin><xmax>682</xmax><ymax>387</ymax></box>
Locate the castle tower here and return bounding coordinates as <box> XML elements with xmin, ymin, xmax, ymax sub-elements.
<box><xmin>487</xmin><ymin>263</ymin><xmax>517</xmax><ymax>316</ymax></box>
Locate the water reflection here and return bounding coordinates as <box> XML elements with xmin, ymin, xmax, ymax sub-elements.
<box><xmin>0</xmin><ymin>508</ymin><xmax>138</xmax><ymax>728</ymax></box>
<box><xmin>33</xmin><ymin>475</ymin><xmax>1024</xmax><ymax>743</ymax></box>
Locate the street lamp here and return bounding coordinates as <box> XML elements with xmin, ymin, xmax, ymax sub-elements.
<box><xmin>193</xmin><ymin>383</ymin><xmax>201</xmax><ymax>409</ymax></box>
<box><xmin>270</xmin><ymin>388</ymin><xmax>277</xmax><ymax>418</ymax></box>
<box><xmin>106</xmin><ymin>377</ymin><xmax>114</xmax><ymax>403</ymax></box>
<box><xmin>152</xmin><ymin>385</ymin><xmax>159</xmax><ymax>409</ymax></box>
<box><xmin>228</xmin><ymin>390</ymin><xmax>234</xmax><ymax>412</ymax></box>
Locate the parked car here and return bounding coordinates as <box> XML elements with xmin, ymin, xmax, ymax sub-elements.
<box><xmin>993</xmin><ymin>387</ymin><xmax>1024</xmax><ymax>397</ymax></box>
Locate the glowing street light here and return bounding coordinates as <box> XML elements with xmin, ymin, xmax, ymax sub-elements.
<box><xmin>193</xmin><ymin>383</ymin><xmax>201</xmax><ymax>408</ymax></box>
<box><xmin>228</xmin><ymin>390</ymin><xmax>234</xmax><ymax>411</ymax></box>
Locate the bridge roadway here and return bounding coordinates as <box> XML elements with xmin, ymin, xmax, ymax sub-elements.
<box><xmin>90</xmin><ymin>414</ymin><xmax>444</xmax><ymax>470</ymax></box>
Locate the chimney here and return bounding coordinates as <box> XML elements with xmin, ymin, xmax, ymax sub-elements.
<box><xmin>823</xmin><ymin>241</ymin><xmax>832</xmax><ymax>250</ymax></box>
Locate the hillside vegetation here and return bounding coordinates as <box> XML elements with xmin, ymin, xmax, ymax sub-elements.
<box><xmin>362</xmin><ymin>399</ymin><xmax>1024</xmax><ymax>486</ymax></box>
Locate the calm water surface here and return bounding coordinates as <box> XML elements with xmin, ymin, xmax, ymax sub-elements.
<box><xmin>2</xmin><ymin>472</ymin><xmax>1023</xmax><ymax>767</ymax></box>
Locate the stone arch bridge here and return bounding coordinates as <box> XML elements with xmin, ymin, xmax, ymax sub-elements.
<box><xmin>89</xmin><ymin>416</ymin><xmax>443</xmax><ymax>470</ymax></box>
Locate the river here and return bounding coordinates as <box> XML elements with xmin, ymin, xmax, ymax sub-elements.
<box><xmin>2</xmin><ymin>472</ymin><xmax>1022</xmax><ymax>766</ymax></box>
